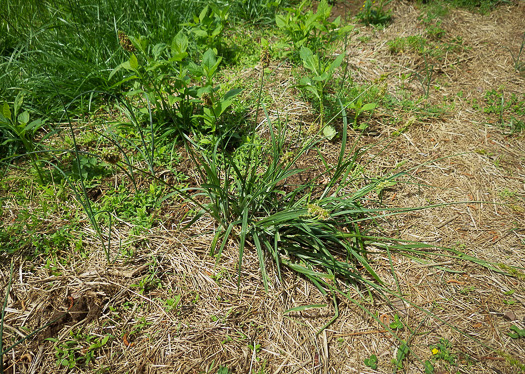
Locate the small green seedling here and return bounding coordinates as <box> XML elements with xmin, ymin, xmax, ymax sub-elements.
<box><xmin>364</xmin><ymin>354</ymin><xmax>378</xmax><ymax>370</ymax></box>
<box><xmin>393</xmin><ymin>341</ymin><xmax>409</xmax><ymax>372</ymax></box>
<box><xmin>347</xmin><ymin>98</ymin><xmax>377</xmax><ymax>130</ymax></box>
<box><xmin>0</xmin><ymin>93</ymin><xmax>46</xmax><ymax>183</ymax></box>
<box><xmin>508</xmin><ymin>325</ymin><xmax>525</xmax><ymax>339</ymax></box>
<box><xmin>389</xmin><ymin>314</ymin><xmax>404</xmax><ymax>330</ymax></box>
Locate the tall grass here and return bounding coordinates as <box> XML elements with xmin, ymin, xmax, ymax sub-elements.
<box><xmin>0</xmin><ymin>0</ymin><xmax>197</xmax><ymax>116</ymax></box>
<box><xmin>0</xmin><ymin>0</ymin><xmax>284</xmax><ymax>118</ymax></box>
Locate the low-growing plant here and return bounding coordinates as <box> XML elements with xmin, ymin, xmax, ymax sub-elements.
<box><xmin>364</xmin><ymin>354</ymin><xmax>379</xmax><ymax>369</ymax></box>
<box><xmin>49</xmin><ymin>331</ymin><xmax>113</xmax><ymax>369</ymax></box>
<box><xmin>346</xmin><ymin>97</ymin><xmax>377</xmax><ymax>130</ymax></box>
<box><xmin>428</xmin><ymin>338</ymin><xmax>457</xmax><ymax>369</ymax></box>
<box><xmin>0</xmin><ymin>93</ymin><xmax>46</xmax><ymax>183</ymax></box>
<box><xmin>387</xmin><ymin>35</ymin><xmax>427</xmax><ymax>54</ymax></box>
<box><xmin>275</xmin><ymin>0</ymin><xmax>353</xmax><ymax>58</ymax></box>
<box><xmin>356</xmin><ymin>0</ymin><xmax>393</xmax><ymax>26</ymax></box>
<box><xmin>411</xmin><ymin>56</ymin><xmax>435</xmax><ymax>99</ymax></box>
<box><xmin>298</xmin><ymin>46</ymin><xmax>345</xmax><ymax>135</ymax></box>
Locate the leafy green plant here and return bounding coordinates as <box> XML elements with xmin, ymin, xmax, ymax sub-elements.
<box><xmin>364</xmin><ymin>354</ymin><xmax>378</xmax><ymax>369</ymax></box>
<box><xmin>356</xmin><ymin>0</ymin><xmax>392</xmax><ymax>26</ymax></box>
<box><xmin>275</xmin><ymin>0</ymin><xmax>352</xmax><ymax>58</ymax></box>
<box><xmin>508</xmin><ymin>325</ymin><xmax>525</xmax><ymax>339</ymax></box>
<box><xmin>393</xmin><ymin>340</ymin><xmax>409</xmax><ymax>372</ymax></box>
<box><xmin>429</xmin><ymin>338</ymin><xmax>457</xmax><ymax>366</ymax></box>
<box><xmin>0</xmin><ymin>0</ymin><xmax>206</xmax><ymax>117</ymax></box>
<box><xmin>0</xmin><ymin>93</ymin><xmax>46</xmax><ymax>183</ymax></box>
<box><xmin>387</xmin><ymin>35</ymin><xmax>427</xmax><ymax>54</ymax></box>
<box><xmin>183</xmin><ymin>4</ymin><xmax>230</xmax><ymax>54</ymax></box>
<box><xmin>389</xmin><ymin>314</ymin><xmax>404</xmax><ymax>330</ymax></box>
<box><xmin>346</xmin><ymin>98</ymin><xmax>377</xmax><ymax>130</ymax></box>
<box><xmin>230</xmin><ymin>0</ymin><xmax>283</xmax><ymax>24</ymax></box>
<box><xmin>50</xmin><ymin>331</ymin><xmax>113</xmax><ymax>369</ymax></box>
<box><xmin>110</xmin><ymin>36</ymin><xmax>241</xmax><ymax>143</ymax></box>
<box><xmin>298</xmin><ymin>46</ymin><xmax>344</xmax><ymax>134</ymax></box>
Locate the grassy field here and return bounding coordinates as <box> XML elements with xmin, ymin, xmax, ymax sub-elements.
<box><xmin>1</xmin><ymin>0</ymin><xmax>524</xmax><ymax>373</ymax></box>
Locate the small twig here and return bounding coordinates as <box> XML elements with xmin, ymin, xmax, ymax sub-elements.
<box><xmin>333</xmin><ymin>329</ymin><xmax>387</xmax><ymax>337</ymax></box>
<box><xmin>436</xmin><ymin>214</ymin><xmax>459</xmax><ymax>229</ymax></box>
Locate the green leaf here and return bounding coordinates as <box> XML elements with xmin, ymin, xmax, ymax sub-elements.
<box><xmin>284</xmin><ymin>304</ymin><xmax>327</xmax><ymax>313</ymax></box>
<box><xmin>193</xmin><ymin>29</ymin><xmax>208</xmax><ymax>38</ymax></box>
<box><xmin>424</xmin><ymin>360</ymin><xmax>434</xmax><ymax>374</ymax></box>
<box><xmin>364</xmin><ymin>354</ymin><xmax>378</xmax><ymax>370</ymax></box>
<box><xmin>171</xmin><ymin>30</ymin><xmax>188</xmax><ymax>59</ymax></box>
<box><xmin>360</xmin><ymin>103</ymin><xmax>377</xmax><ymax>112</ymax></box>
<box><xmin>275</xmin><ymin>14</ymin><xmax>286</xmax><ymax>29</ymax></box>
<box><xmin>17</xmin><ymin>111</ymin><xmax>29</xmax><ymax>125</ymax></box>
<box><xmin>1</xmin><ymin>102</ymin><xmax>11</xmax><ymax>121</ymax></box>
<box><xmin>300</xmin><ymin>47</ymin><xmax>318</xmax><ymax>74</ymax></box>
<box><xmin>323</xmin><ymin>125</ymin><xmax>337</xmax><ymax>140</ymax></box>
<box><xmin>128</xmin><ymin>54</ymin><xmax>139</xmax><ymax>71</ymax></box>
<box><xmin>13</xmin><ymin>92</ymin><xmax>24</xmax><ymax>116</ymax></box>
<box><xmin>223</xmin><ymin>88</ymin><xmax>242</xmax><ymax>101</ymax></box>
<box><xmin>327</xmin><ymin>53</ymin><xmax>344</xmax><ymax>73</ymax></box>
<box><xmin>509</xmin><ymin>325</ymin><xmax>525</xmax><ymax>339</ymax></box>
<box><xmin>199</xmin><ymin>5</ymin><xmax>209</xmax><ymax>22</ymax></box>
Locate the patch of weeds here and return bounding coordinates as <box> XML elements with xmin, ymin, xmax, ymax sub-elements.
<box><xmin>130</xmin><ymin>261</ymin><xmax>163</xmax><ymax>295</ymax></box>
<box><xmin>346</xmin><ymin>98</ymin><xmax>378</xmax><ymax>131</ymax></box>
<box><xmin>448</xmin><ymin>0</ymin><xmax>510</xmax><ymax>14</ymax></box>
<box><xmin>503</xmin><ymin>290</ymin><xmax>517</xmax><ymax>305</ymax></box>
<box><xmin>387</xmin><ymin>35</ymin><xmax>427</xmax><ymax>54</ymax></box>
<box><xmin>428</xmin><ymin>338</ymin><xmax>457</xmax><ymax>371</ymax></box>
<box><xmin>459</xmin><ymin>285</ymin><xmax>475</xmax><ymax>294</ymax></box>
<box><xmin>389</xmin><ymin>314</ymin><xmax>405</xmax><ymax>330</ymax></box>
<box><xmin>497</xmin><ymin>351</ymin><xmax>525</xmax><ymax>372</ymax></box>
<box><xmin>183</xmin><ymin>4</ymin><xmax>230</xmax><ymax>55</ymax></box>
<box><xmin>479</xmin><ymin>89</ymin><xmax>525</xmax><ymax>134</ymax></box>
<box><xmin>110</xmin><ymin>34</ymin><xmax>242</xmax><ymax>143</ymax></box>
<box><xmin>98</xmin><ymin>183</ymin><xmax>163</xmax><ymax>228</ymax></box>
<box><xmin>356</xmin><ymin>0</ymin><xmax>392</xmax><ymax>26</ymax></box>
<box><xmin>498</xmin><ymin>264</ymin><xmax>525</xmax><ymax>280</ymax></box>
<box><xmin>69</xmin><ymin>154</ymin><xmax>109</xmax><ymax>182</ymax></box>
<box><xmin>392</xmin><ymin>340</ymin><xmax>409</xmax><ymax>372</ymax></box>
<box><xmin>0</xmin><ymin>93</ymin><xmax>47</xmax><ymax>183</ymax></box>
<box><xmin>49</xmin><ymin>331</ymin><xmax>113</xmax><ymax>369</ymax></box>
<box><xmin>275</xmin><ymin>0</ymin><xmax>353</xmax><ymax>59</ymax></box>
<box><xmin>418</xmin><ymin>2</ymin><xmax>449</xmax><ymax>40</ymax></box>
